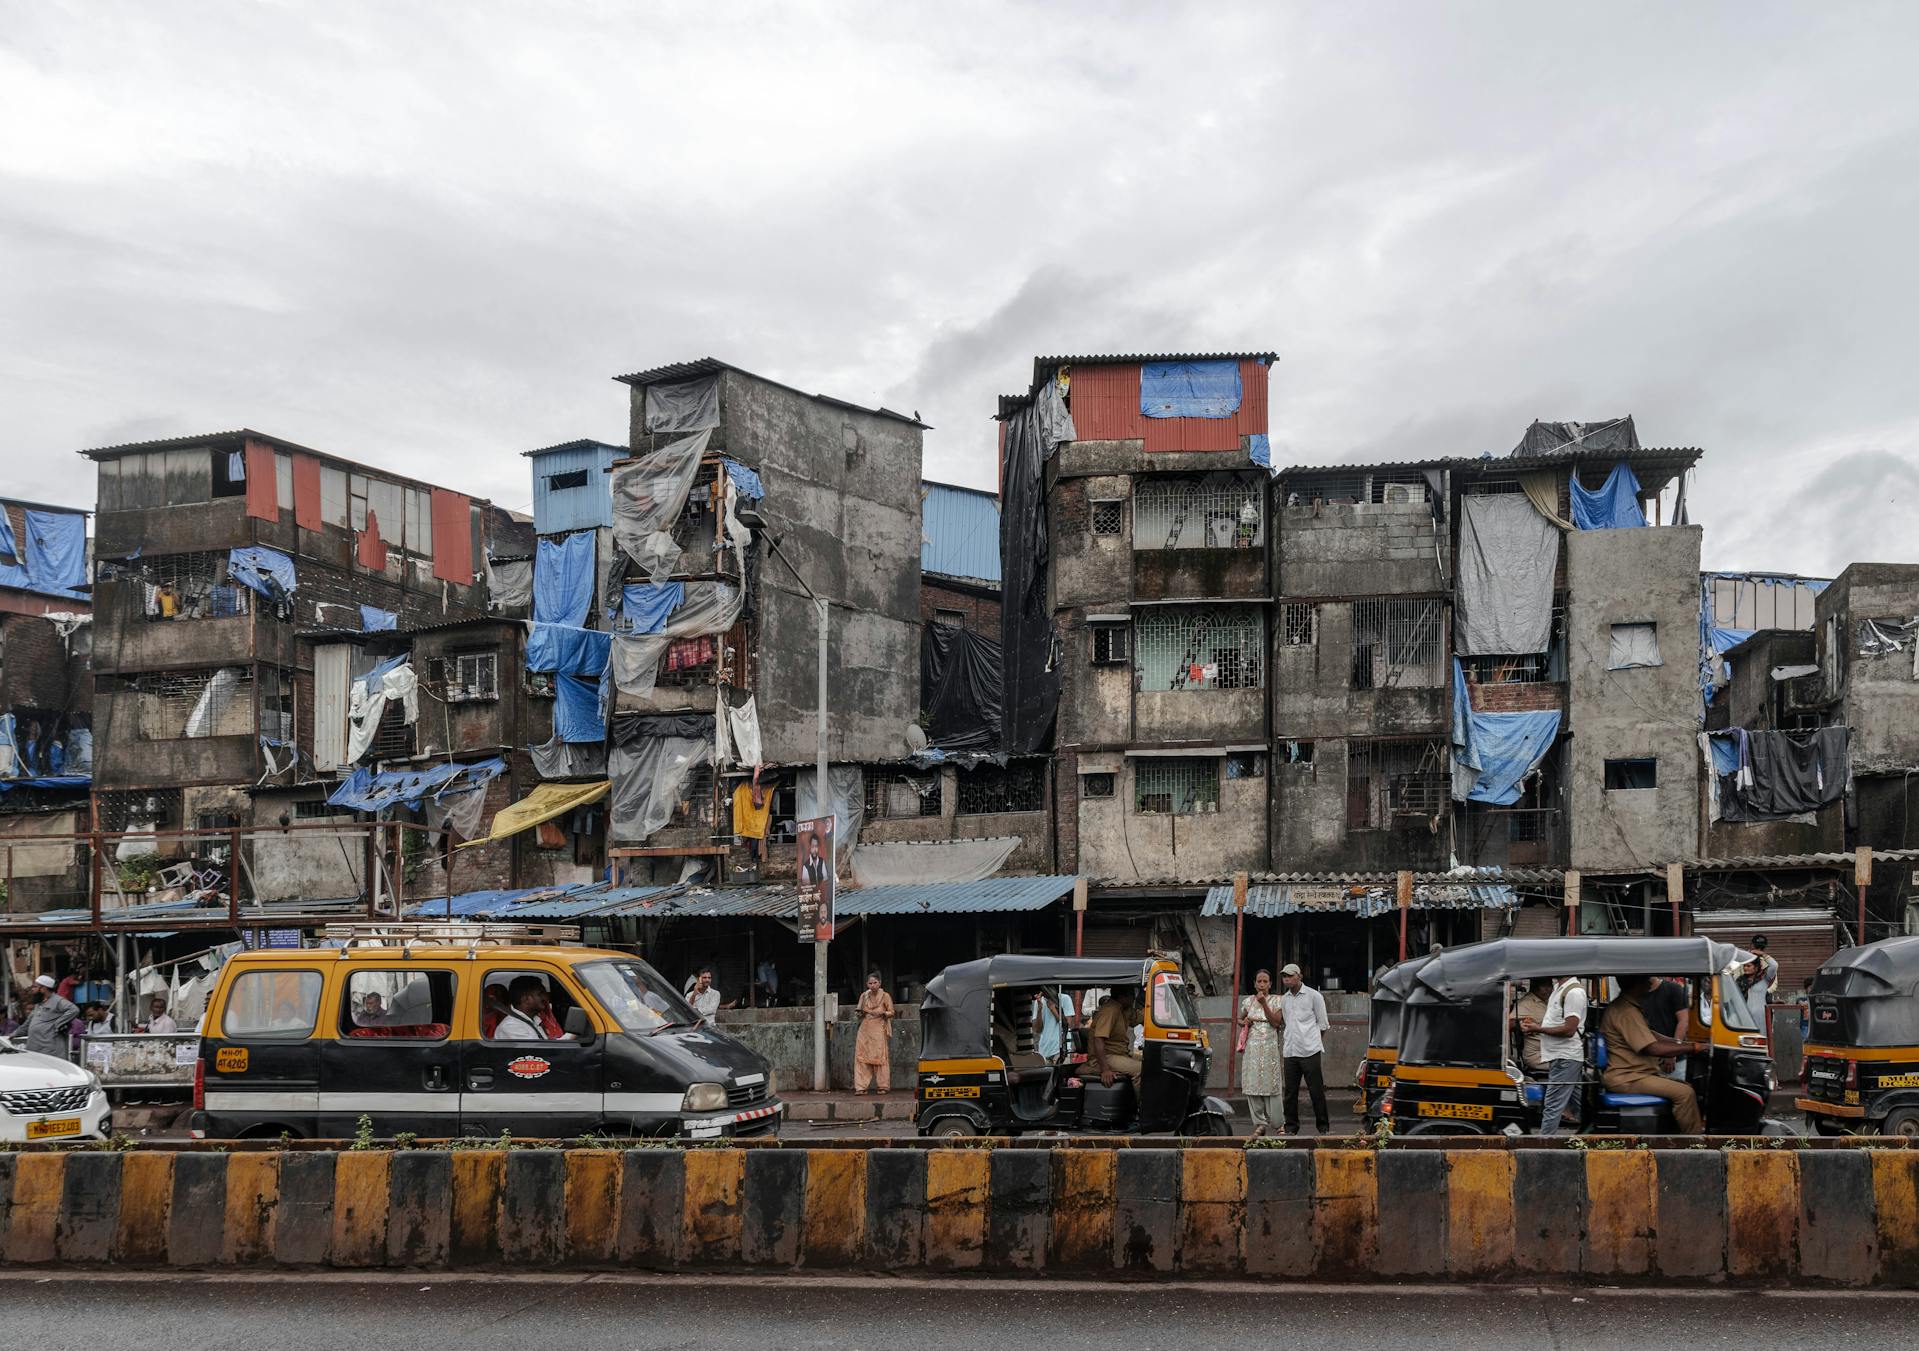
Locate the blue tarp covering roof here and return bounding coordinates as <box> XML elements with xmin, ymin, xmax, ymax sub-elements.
<box><xmin>920</xmin><ymin>483</ymin><xmax>1001</xmax><ymax>585</ymax></box>
<box><xmin>722</xmin><ymin>460</ymin><xmax>765</xmax><ymax>500</ymax></box>
<box><xmin>228</xmin><ymin>545</ymin><xmax>296</xmax><ymax>600</ymax></box>
<box><xmin>1570</xmin><ymin>463</ymin><xmax>1647</xmax><ymax>530</ymax></box>
<box><xmin>327</xmin><ymin>758</ymin><xmax>505</xmax><ymax>813</ymax></box>
<box><xmin>527</xmin><ymin>622</ymin><xmax>611</xmax><ymax>675</ymax></box>
<box><xmin>359</xmin><ymin>605</ymin><xmax>396</xmax><ymax>632</ymax></box>
<box><xmin>1202</xmin><ymin>883</ymin><xmax>1518</xmax><ymax>919</ymax></box>
<box><xmin>0</xmin><ymin>508</ymin><xmax>88</xmax><ymax>599</ymax></box>
<box><xmin>620</xmin><ymin>582</ymin><xmax>684</xmax><ymax>635</ymax></box>
<box><xmin>1708</xmin><ymin>626</ymin><xmax>1756</xmax><ymax>655</ymax></box>
<box><xmin>1139</xmin><ymin>360</ymin><xmax>1242</xmax><ymax>419</ymax></box>
<box><xmin>533</xmin><ymin>530</ymin><xmax>594</xmax><ymax>627</ymax></box>
<box><xmin>0</xmin><ymin>775</ymin><xmax>90</xmax><ymax>793</ymax></box>
<box><xmin>402</xmin><ymin>888</ymin><xmax>551</xmax><ymax>918</ymax></box>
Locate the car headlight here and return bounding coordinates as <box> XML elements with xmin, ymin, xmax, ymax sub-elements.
<box><xmin>683</xmin><ymin>1082</ymin><xmax>727</xmax><ymax>1113</ymax></box>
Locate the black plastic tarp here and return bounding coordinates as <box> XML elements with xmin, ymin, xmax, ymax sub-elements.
<box><xmin>999</xmin><ymin>402</ymin><xmax>1058</xmax><ymax>754</ymax></box>
<box><xmin>921</xmin><ymin>623</ymin><xmax>1003</xmax><ymax>753</ymax></box>
<box><xmin>1511</xmin><ymin>416</ymin><xmax>1639</xmax><ymax>457</ymax></box>
<box><xmin>1719</xmin><ymin>726</ymin><xmax>1849</xmax><ymax>823</ymax></box>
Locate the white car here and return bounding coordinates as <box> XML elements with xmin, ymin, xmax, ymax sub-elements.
<box><xmin>0</xmin><ymin>1034</ymin><xmax>111</xmax><ymax>1143</ymax></box>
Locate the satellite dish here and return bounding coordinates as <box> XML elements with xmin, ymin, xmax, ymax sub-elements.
<box><xmin>905</xmin><ymin>724</ymin><xmax>929</xmax><ymax>753</ymax></box>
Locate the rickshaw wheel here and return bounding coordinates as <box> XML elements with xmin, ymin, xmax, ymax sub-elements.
<box><xmin>927</xmin><ymin>1115</ymin><xmax>980</xmax><ymax>1138</ymax></box>
<box><xmin>1882</xmin><ymin>1108</ymin><xmax>1919</xmax><ymax>1139</ymax></box>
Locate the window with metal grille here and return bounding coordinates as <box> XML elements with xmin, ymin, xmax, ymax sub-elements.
<box><xmin>863</xmin><ymin>769</ymin><xmax>942</xmax><ymax>819</ymax></box>
<box><xmin>103</xmin><ymin>668</ymin><xmax>256</xmax><ymax>740</ymax></box>
<box><xmin>430</xmin><ymin>649</ymin><xmax>499</xmax><ymax>702</ymax></box>
<box><xmin>932</xmin><ymin>608</ymin><xmax>967</xmax><ymax>629</ymax></box>
<box><xmin>547</xmin><ymin>469</ymin><xmax>590</xmax><ymax>491</ymax></box>
<box><xmin>1226</xmin><ymin>752</ymin><xmax>1266</xmax><ymax>779</ymax></box>
<box><xmin>1132</xmin><ymin>474</ymin><xmax>1264</xmax><ymax>550</ymax></box>
<box><xmin>1278</xmin><ymin>603</ymin><xmax>1317</xmax><ymax>646</ymax></box>
<box><xmin>1349</xmin><ymin>599</ymin><xmax>1445</xmax><ymax>689</ymax></box>
<box><xmin>657</xmin><ymin>635</ymin><xmax>719</xmax><ymax>688</ymax></box>
<box><xmin>1090</xmin><ymin>622</ymin><xmax>1130</xmax><ymax>665</ymax></box>
<box><xmin>957</xmin><ymin>759</ymin><xmax>1045</xmax><ymax>815</ymax></box>
<box><xmin>1346</xmin><ymin>740</ymin><xmax>1447</xmax><ymax>829</ymax></box>
<box><xmin>1462</xmin><ymin>477</ymin><xmax>1528</xmax><ymax>496</ymax></box>
<box><xmin>113</xmin><ymin>550</ymin><xmax>252</xmax><ymax>620</ymax></box>
<box><xmin>368</xmin><ymin>699</ymin><xmax>411</xmax><ymax>760</ymax></box>
<box><xmin>1133</xmin><ymin>758</ymin><xmax>1219</xmax><ymax>815</ymax></box>
<box><xmin>1278</xmin><ymin>740</ymin><xmax>1314</xmax><ymax>766</ymax></box>
<box><xmin>96</xmin><ymin>788</ymin><xmax>183</xmax><ymax>832</ymax></box>
<box><xmin>1090</xmin><ymin>500</ymin><xmax>1124</xmax><ymax>536</ymax></box>
<box><xmin>1134</xmin><ymin>608</ymin><xmax>1263</xmax><ymax>691</ymax></box>
<box><xmin>293</xmin><ymin>798</ymin><xmax>343</xmax><ymax>819</ymax></box>
<box><xmin>669</xmin><ymin>764</ymin><xmax>716</xmax><ymax>829</ymax></box>
<box><xmin>1368</xmin><ymin>473</ymin><xmax>1432</xmax><ymax>505</ymax></box>
<box><xmin>1081</xmin><ymin>772</ymin><xmax>1115</xmax><ymax>799</ymax></box>
<box><xmin>259</xmin><ymin>668</ymin><xmax>294</xmax><ymax>744</ymax></box>
<box><xmin>1285</xmin><ymin>474</ymin><xmax>1366</xmax><ymax>506</ymax></box>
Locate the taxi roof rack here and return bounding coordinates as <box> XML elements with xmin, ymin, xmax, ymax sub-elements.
<box><xmin>320</xmin><ymin>922</ymin><xmax>583</xmax><ymax>956</ymax></box>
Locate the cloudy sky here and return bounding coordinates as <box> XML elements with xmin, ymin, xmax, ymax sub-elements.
<box><xmin>3</xmin><ymin>1</ymin><xmax>1915</xmax><ymax>575</ymax></box>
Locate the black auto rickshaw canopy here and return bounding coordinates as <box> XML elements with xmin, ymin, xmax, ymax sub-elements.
<box><xmin>1408</xmin><ymin>937</ymin><xmax>1751</xmax><ymax>1002</ymax></box>
<box><xmin>1368</xmin><ymin>954</ymin><xmax>1432</xmax><ymax>1050</ymax></box>
<box><xmin>1811</xmin><ymin>937</ymin><xmax>1919</xmax><ymax>1046</ymax></box>
<box><xmin>1814</xmin><ymin>936</ymin><xmax>1919</xmax><ymax>998</ymax></box>
<box><xmin>920</xmin><ymin>955</ymin><xmax>1156</xmax><ymax>1062</ymax></box>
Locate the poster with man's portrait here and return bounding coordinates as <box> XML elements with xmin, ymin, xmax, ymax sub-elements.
<box><xmin>796</xmin><ymin>815</ymin><xmax>836</xmax><ymax>942</ymax></box>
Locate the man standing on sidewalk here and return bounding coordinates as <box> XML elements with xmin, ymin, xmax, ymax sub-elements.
<box><xmin>1528</xmin><ymin>975</ymin><xmax>1588</xmax><ymax>1134</ymax></box>
<box><xmin>1277</xmin><ymin>963</ymin><xmax>1331</xmax><ymax>1136</ymax></box>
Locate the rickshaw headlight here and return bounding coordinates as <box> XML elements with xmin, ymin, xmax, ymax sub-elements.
<box><xmin>683</xmin><ymin>1082</ymin><xmax>727</xmax><ymax>1113</ymax></box>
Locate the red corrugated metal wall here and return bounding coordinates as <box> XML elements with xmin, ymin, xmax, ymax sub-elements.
<box><xmin>1067</xmin><ymin>358</ymin><xmax>1269</xmax><ymax>450</ymax></box>
<box><xmin>1144</xmin><ymin>357</ymin><xmax>1270</xmax><ymax>452</ymax></box>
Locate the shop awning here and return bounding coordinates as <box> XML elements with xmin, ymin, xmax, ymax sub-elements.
<box><xmin>1201</xmin><ymin>882</ymin><xmax>1518</xmax><ymax>920</ymax></box>
<box><xmin>458</xmin><ymin>780</ymin><xmax>609</xmax><ymax>849</ymax></box>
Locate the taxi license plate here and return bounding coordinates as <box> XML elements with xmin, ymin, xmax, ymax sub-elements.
<box><xmin>26</xmin><ymin>1117</ymin><xmax>81</xmax><ymax>1140</ymax></box>
<box><xmin>1416</xmin><ymin>1101</ymin><xmax>1493</xmax><ymax>1121</ymax></box>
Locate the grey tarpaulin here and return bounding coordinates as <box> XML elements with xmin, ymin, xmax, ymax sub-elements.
<box><xmin>1510</xmin><ymin>417</ymin><xmax>1639</xmax><ymax>456</ymax></box>
<box><xmin>596</xmin><ymin>527</ymin><xmax>624</xmax><ymax>630</ymax></box>
<box><xmin>796</xmin><ymin>764</ymin><xmax>864</xmax><ymax>869</ymax></box>
<box><xmin>486</xmin><ymin>557</ymin><xmax>533</xmax><ymax>613</ymax></box>
<box><xmin>431</xmin><ymin>781</ymin><xmax>489</xmax><ymax>841</ymax></box>
<box><xmin>1607</xmin><ymin>622</ymin><xmax>1663</xmax><ymax>670</ymax></box>
<box><xmin>847</xmin><ymin>837</ymin><xmax>1020</xmax><ymax>888</ymax></box>
<box><xmin>531</xmin><ymin>735</ymin><xmax>607</xmax><ymax>780</ymax></box>
<box><xmin>1859</xmin><ymin>617</ymin><xmax>1918</xmax><ymax>656</ymax></box>
<box><xmin>612</xmin><ymin>429</ymin><xmax>711</xmax><ymax>583</ymax></box>
<box><xmin>609</xmin><ymin>581</ymin><xmax>744</xmax><ymax>698</ymax></box>
<box><xmin>643</xmin><ymin>375</ymin><xmax>721</xmax><ymax>434</ymax></box>
<box><xmin>1455</xmin><ymin>494</ymin><xmax>1560</xmax><ymax>656</ymax></box>
<box><xmin>608</xmin><ymin>712</ymin><xmax>712</xmax><ymax>843</ymax></box>
<box><xmin>998</xmin><ymin>399</ymin><xmax>1060</xmax><ymax>753</ymax></box>
<box><xmin>1718</xmin><ymin>726</ymin><xmax>1850</xmax><ymax>823</ymax></box>
<box><xmin>1034</xmin><ymin>377</ymin><xmax>1076</xmax><ymax>449</ymax></box>
<box><xmin>721</xmin><ymin>693</ymin><xmax>762</xmax><ymax>768</ymax></box>
<box><xmin>921</xmin><ymin>621</ymin><xmax>1002</xmax><ymax>752</ymax></box>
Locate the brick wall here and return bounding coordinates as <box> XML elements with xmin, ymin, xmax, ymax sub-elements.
<box><xmin>0</xmin><ymin>614</ymin><xmax>81</xmax><ymax>714</ymax></box>
<box><xmin>1053</xmin><ymin>749</ymin><xmax>1079</xmax><ymax>873</ymax></box>
<box><xmin>1468</xmin><ymin>681</ymin><xmax>1566</xmax><ymax>714</ymax></box>
<box><xmin>1055</xmin><ymin>476</ymin><xmax>1090</xmax><ymax>535</ymax></box>
<box><xmin>920</xmin><ymin>579</ymin><xmax>1001</xmax><ymax>638</ymax></box>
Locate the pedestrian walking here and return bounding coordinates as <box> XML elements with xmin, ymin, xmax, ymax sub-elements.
<box><xmin>854</xmin><ymin>972</ymin><xmax>894</xmax><ymax>1093</ymax></box>
<box><xmin>1277</xmin><ymin>963</ymin><xmax>1331</xmax><ymax>1135</ymax></box>
<box><xmin>1238</xmin><ymin>969</ymin><xmax>1284</xmax><ymax>1136</ymax></box>
<box><xmin>1528</xmin><ymin>975</ymin><xmax>1588</xmax><ymax>1134</ymax></box>
<box><xmin>1513</xmin><ymin>977</ymin><xmax>1551</xmax><ymax>1076</ymax></box>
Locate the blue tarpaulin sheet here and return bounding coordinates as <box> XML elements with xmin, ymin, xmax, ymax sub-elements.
<box><xmin>620</xmin><ymin>581</ymin><xmax>684</xmax><ymax>634</ymax></box>
<box><xmin>1708</xmin><ymin>731</ymin><xmax>1743</xmax><ymax>777</ymax></box>
<box><xmin>0</xmin><ymin>509</ymin><xmax>88</xmax><ymax>598</ymax></box>
<box><xmin>0</xmin><ymin>774</ymin><xmax>89</xmax><ymax>792</ymax></box>
<box><xmin>554</xmin><ymin>674</ymin><xmax>606</xmax><ymax>743</ymax></box>
<box><xmin>721</xmin><ymin>460</ymin><xmax>765</xmax><ymax>500</ymax></box>
<box><xmin>527</xmin><ymin>622</ymin><xmax>611</xmax><ymax>676</ymax></box>
<box><xmin>327</xmin><ymin>757</ymin><xmax>504</xmax><ymax>813</ymax></box>
<box><xmin>1249</xmin><ymin>433</ymin><xmax>1272</xmax><ymax>470</ymax></box>
<box><xmin>0</xmin><ymin>511</ymin><xmax>14</xmax><ymax>561</ymax></box>
<box><xmin>1140</xmin><ymin>360</ymin><xmax>1242</xmax><ymax>419</ymax></box>
<box><xmin>1452</xmin><ymin>659</ymin><xmax>1560</xmax><ymax>804</ymax></box>
<box><xmin>534</xmin><ymin>530</ymin><xmax>594</xmax><ymax>627</ymax></box>
<box><xmin>359</xmin><ymin>605</ymin><xmax>396</xmax><ymax>631</ymax></box>
<box><xmin>228</xmin><ymin>545</ymin><xmax>296</xmax><ymax>600</ymax></box>
<box><xmin>1708</xmin><ymin>626</ymin><xmax>1755</xmax><ymax>655</ymax></box>
<box><xmin>1570</xmin><ymin>463</ymin><xmax>1647</xmax><ymax>530</ymax></box>
<box><xmin>356</xmin><ymin>653</ymin><xmax>409</xmax><ymax>692</ymax></box>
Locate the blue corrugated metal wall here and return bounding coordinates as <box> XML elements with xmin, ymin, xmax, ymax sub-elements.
<box><xmin>529</xmin><ymin>442</ymin><xmax>621</xmax><ymax>536</ymax></box>
<box><xmin>921</xmin><ymin>481</ymin><xmax>1001</xmax><ymax>583</ymax></box>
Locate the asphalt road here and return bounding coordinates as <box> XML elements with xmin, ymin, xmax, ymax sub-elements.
<box><xmin>5</xmin><ymin>1273</ymin><xmax>1909</xmax><ymax>1350</ymax></box>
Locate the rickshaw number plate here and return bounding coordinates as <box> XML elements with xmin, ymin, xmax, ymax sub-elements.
<box><xmin>1416</xmin><ymin>1101</ymin><xmax>1492</xmax><ymax>1121</ymax></box>
<box><xmin>1877</xmin><ymin>1073</ymin><xmax>1919</xmax><ymax>1088</ymax></box>
<box><xmin>27</xmin><ymin>1117</ymin><xmax>80</xmax><ymax>1140</ymax></box>
<box><xmin>924</xmin><ymin>1086</ymin><xmax>979</xmax><ymax>1100</ymax></box>
<box><xmin>215</xmin><ymin>1047</ymin><xmax>249</xmax><ymax>1073</ymax></box>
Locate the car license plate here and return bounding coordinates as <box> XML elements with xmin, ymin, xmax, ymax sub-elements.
<box><xmin>1416</xmin><ymin>1101</ymin><xmax>1493</xmax><ymax>1121</ymax></box>
<box><xmin>26</xmin><ymin>1117</ymin><xmax>81</xmax><ymax>1140</ymax></box>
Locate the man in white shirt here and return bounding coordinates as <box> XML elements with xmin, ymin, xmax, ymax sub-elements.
<box><xmin>1528</xmin><ymin>976</ymin><xmax>1589</xmax><ymax>1135</ymax></box>
<box><xmin>1277</xmin><ymin>963</ymin><xmax>1332</xmax><ymax>1136</ymax></box>
<box><xmin>688</xmin><ymin>968</ymin><xmax>733</xmax><ymax>1024</ymax></box>
<box><xmin>140</xmin><ymin>994</ymin><xmax>177</xmax><ymax>1035</ymax></box>
<box><xmin>493</xmin><ymin>976</ymin><xmax>552</xmax><ymax>1041</ymax></box>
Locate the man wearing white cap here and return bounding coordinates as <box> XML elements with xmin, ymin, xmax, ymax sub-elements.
<box><xmin>1277</xmin><ymin>963</ymin><xmax>1332</xmax><ymax>1136</ymax></box>
<box><xmin>22</xmin><ymin>975</ymin><xmax>79</xmax><ymax>1059</ymax></box>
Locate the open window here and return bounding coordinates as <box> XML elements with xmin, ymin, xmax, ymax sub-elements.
<box><xmin>339</xmin><ymin>969</ymin><xmax>455</xmax><ymax>1041</ymax></box>
<box><xmin>1604</xmin><ymin>758</ymin><xmax>1658</xmax><ymax>791</ymax></box>
<box><xmin>481</xmin><ymin>967</ymin><xmax>587</xmax><ymax>1041</ymax></box>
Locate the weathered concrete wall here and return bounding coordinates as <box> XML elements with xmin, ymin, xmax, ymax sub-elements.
<box><xmin>1567</xmin><ymin>526</ymin><xmax>1703</xmax><ymax>871</ymax></box>
<box><xmin>1271</xmin><ymin>600</ymin><xmax>1448</xmax><ymax>740</ymax></box>
<box><xmin>860</xmin><ymin>766</ymin><xmax>1053</xmax><ymax>873</ymax></box>
<box><xmin>1715</xmin><ymin>630</ymin><xmax>1816</xmax><ymax>734</ymax></box>
<box><xmin>1823</xmin><ymin>564</ymin><xmax>1919</xmax><ymax>772</ymax></box>
<box><xmin>1077</xmin><ymin>759</ymin><xmax>1266</xmax><ymax>881</ymax></box>
<box><xmin>409</xmin><ymin>621</ymin><xmax>535</xmax><ymax>757</ymax></box>
<box><xmin>1277</xmin><ymin>500</ymin><xmax>1443</xmax><ymax>597</ymax></box>
<box><xmin>92</xmin><ymin>691</ymin><xmax>255</xmax><ymax>789</ymax></box>
<box><xmin>0</xmin><ymin>614</ymin><xmax>86</xmax><ymax>715</ymax></box>
<box><xmin>89</xmin><ymin>583</ymin><xmax>288</xmax><ymax>677</ymax></box>
<box><xmin>1134</xmin><ymin>688</ymin><xmax>1265</xmax><ymax>744</ymax></box>
<box><xmin>1051</xmin><ymin>474</ymin><xmax>1132</xmax><ymax>610</ymax></box>
<box><xmin>1269</xmin><ymin>738</ymin><xmax>1449</xmax><ymax>873</ymax></box>
<box><xmin>1134</xmin><ymin>549</ymin><xmax>1265</xmax><ymax>602</ymax></box>
<box><xmin>249</xmin><ymin>793</ymin><xmax>365</xmax><ymax>903</ymax></box>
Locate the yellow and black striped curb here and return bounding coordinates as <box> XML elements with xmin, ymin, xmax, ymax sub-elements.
<box><xmin>1</xmin><ymin>1147</ymin><xmax>1914</xmax><ymax>1284</ymax></box>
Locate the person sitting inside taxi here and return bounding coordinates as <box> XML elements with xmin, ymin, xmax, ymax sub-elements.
<box><xmin>493</xmin><ymin>976</ymin><xmax>573</xmax><ymax>1042</ymax></box>
<box><xmin>480</xmin><ymin>982</ymin><xmax>511</xmax><ymax>1038</ymax></box>
<box><xmin>1597</xmin><ymin>974</ymin><xmax>1711</xmax><ymax>1133</ymax></box>
<box><xmin>1083</xmin><ymin>987</ymin><xmax>1143</xmax><ymax>1090</ymax></box>
<box><xmin>347</xmin><ymin>984</ymin><xmax>448</xmax><ymax>1040</ymax></box>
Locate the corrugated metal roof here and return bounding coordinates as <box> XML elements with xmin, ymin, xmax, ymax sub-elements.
<box><xmin>921</xmin><ymin>481</ymin><xmax>1001</xmax><ymax>585</ymax></box>
<box><xmin>522</xmin><ymin>438</ymin><xmax>625</xmax><ymax>459</ymax></box>
<box><xmin>611</xmin><ymin>359</ymin><xmax>928</xmax><ymax>428</ymax></box>
<box><xmin>641</xmin><ymin>875</ymin><xmax>1079</xmax><ymax>920</ymax></box>
<box><xmin>1033</xmin><ymin>351</ymin><xmax>1278</xmax><ymax>389</ymax></box>
<box><xmin>1278</xmin><ymin>448</ymin><xmax>1704</xmax><ymax>477</ymax></box>
<box><xmin>1201</xmin><ymin>883</ymin><xmax>1518</xmax><ymax>919</ymax></box>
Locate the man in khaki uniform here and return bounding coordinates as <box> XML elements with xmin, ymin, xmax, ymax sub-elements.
<box><xmin>1598</xmin><ymin>974</ymin><xmax>1711</xmax><ymax>1133</ymax></box>
<box><xmin>1085</xmin><ymin>988</ymin><xmax>1143</xmax><ymax>1088</ymax></box>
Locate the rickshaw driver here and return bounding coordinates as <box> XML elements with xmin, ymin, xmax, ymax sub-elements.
<box><xmin>1084</xmin><ymin>987</ymin><xmax>1142</xmax><ymax>1088</ymax></box>
<box><xmin>1597</xmin><ymin>974</ymin><xmax>1712</xmax><ymax>1132</ymax></box>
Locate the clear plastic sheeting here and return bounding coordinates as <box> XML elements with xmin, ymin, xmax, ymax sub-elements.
<box><xmin>643</xmin><ymin>375</ymin><xmax>721</xmax><ymax>434</ymax></box>
<box><xmin>608</xmin><ymin>581</ymin><xmax>742</xmax><ymax>697</ymax></box>
<box><xmin>1607</xmin><ymin>622</ymin><xmax>1663</xmax><ymax>670</ymax></box>
<box><xmin>1455</xmin><ymin>493</ymin><xmax>1560</xmax><ymax>656</ymax></box>
<box><xmin>1859</xmin><ymin>618</ymin><xmax>1919</xmax><ymax>656</ymax></box>
<box><xmin>530</xmin><ymin>735</ymin><xmax>606</xmax><ymax>780</ymax></box>
<box><xmin>847</xmin><ymin>837</ymin><xmax>1020</xmax><ymax>888</ymax></box>
<box><xmin>534</xmin><ymin>531</ymin><xmax>594</xmax><ymax>627</ymax></box>
<box><xmin>608</xmin><ymin>712</ymin><xmax>712</xmax><ymax>843</ymax></box>
<box><xmin>796</xmin><ymin>764</ymin><xmax>864</xmax><ymax>866</ymax></box>
<box><xmin>486</xmin><ymin>557</ymin><xmax>532</xmax><ymax>613</ymax></box>
<box><xmin>612</xmin><ymin>429</ymin><xmax>711</xmax><ymax>583</ymax></box>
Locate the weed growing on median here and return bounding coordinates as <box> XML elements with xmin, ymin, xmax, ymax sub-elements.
<box><xmin>349</xmin><ymin>1114</ymin><xmax>376</xmax><ymax>1150</ymax></box>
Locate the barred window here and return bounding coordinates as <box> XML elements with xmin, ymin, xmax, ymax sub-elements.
<box><xmin>1346</xmin><ymin>740</ymin><xmax>1447</xmax><ymax>829</ymax></box>
<box><xmin>669</xmin><ymin>763</ymin><xmax>717</xmax><ymax>829</ymax></box>
<box><xmin>1367</xmin><ymin>473</ymin><xmax>1432</xmax><ymax>505</ymax></box>
<box><xmin>1278</xmin><ymin>603</ymin><xmax>1317</xmax><ymax>646</ymax></box>
<box><xmin>1081</xmin><ymin>772</ymin><xmax>1115</xmax><ymax>799</ymax></box>
<box><xmin>1090</xmin><ymin>622</ymin><xmax>1130</xmax><ymax>665</ymax></box>
<box><xmin>957</xmin><ymin>760</ymin><xmax>1045</xmax><ymax>815</ymax></box>
<box><xmin>1090</xmin><ymin>500</ymin><xmax>1124</xmax><ymax>537</ymax></box>
<box><xmin>97</xmin><ymin>788</ymin><xmax>183</xmax><ymax>832</ymax></box>
<box><xmin>110</xmin><ymin>550</ymin><xmax>252</xmax><ymax>620</ymax></box>
<box><xmin>1349</xmin><ymin>599</ymin><xmax>1445</xmax><ymax>689</ymax></box>
<box><xmin>103</xmin><ymin>668</ymin><xmax>255</xmax><ymax>741</ymax></box>
<box><xmin>1285</xmin><ymin>474</ymin><xmax>1366</xmax><ymax>506</ymax></box>
<box><xmin>1132</xmin><ymin>473</ymin><xmax>1264</xmax><ymax>550</ymax></box>
<box><xmin>1134</xmin><ymin>608</ymin><xmax>1263</xmax><ymax>691</ymax></box>
<box><xmin>1134</xmin><ymin>758</ymin><xmax>1219</xmax><ymax>815</ymax></box>
<box><xmin>864</xmin><ymin>769</ymin><xmax>943</xmax><ymax>819</ymax></box>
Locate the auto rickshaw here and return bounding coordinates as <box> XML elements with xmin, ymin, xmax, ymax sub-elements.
<box><xmin>1800</xmin><ymin>936</ymin><xmax>1919</xmax><ymax>1137</ymax></box>
<box><xmin>1356</xmin><ymin>954</ymin><xmax>1430</xmax><ymax>1128</ymax></box>
<box><xmin>1383</xmin><ymin>937</ymin><xmax>1775</xmax><ymax>1135</ymax></box>
<box><xmin>914</xmin><ymin>954</ymin><xmax>1232</xmax><ymax>1137</ymax></box>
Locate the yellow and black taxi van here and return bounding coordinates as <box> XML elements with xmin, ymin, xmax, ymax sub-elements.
<box><xmin>191</xmin><ymin>925</ymin><xmax>782</xmax><ymax>1140</ymax></box>
<box><xmin>1801</xmin><ymin>936</ymin><xmax>1919</xmax><ymax>1137</ymax></box>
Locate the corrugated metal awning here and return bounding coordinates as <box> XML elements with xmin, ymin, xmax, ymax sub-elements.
<box><xmin>621</xmin><ymin>875</ymin><xmax>1080</xmax><ymax>921</ymax></box>
<box><xmin>1201</xmin><ymin>882</ymin><xmax>1519</xmax><ymax>920</ymax></box>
